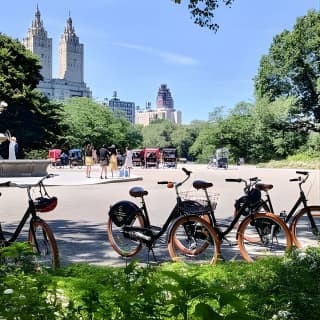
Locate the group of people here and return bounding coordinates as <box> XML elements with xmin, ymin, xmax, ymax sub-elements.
<box><xmin>84</xmin><ymin>144</ymin><xmax>133</xmax><ymax>179</ymax></box>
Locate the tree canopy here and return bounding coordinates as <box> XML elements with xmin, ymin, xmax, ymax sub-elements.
<box><xmin>0</xmin><ymin>33</ymin><xmax>64</xmax><ymax>157</ymax></box>
<box><xmin>60</xmin><ymin>98</ymin><xmax>143</xmax><ymax>153</ymax></box>
<box><xmin>173</xmin><ymin>0</ymin><xmax>234</xmax><ymax>31</ymax></box>
<box><xmin>254</xmin><ymin>10</ymin><xmax>320</xmax><ymax>125</ymax></box>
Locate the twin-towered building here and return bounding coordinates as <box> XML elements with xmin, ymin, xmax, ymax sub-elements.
<box><xmin>22</xmin><ymin>7</ymin><xmax>181</xmax><ymax>124</ymax></box>
<box><xmin>22</xmin><ymin>6</ymin><xmax>91</xmax><ymax>100</ymax></box>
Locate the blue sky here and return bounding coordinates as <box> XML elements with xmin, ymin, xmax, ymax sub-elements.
<box><xmin>1</xmin><ymin>0</ymin><xmax>319</xmax><ymax>124</ymax></box>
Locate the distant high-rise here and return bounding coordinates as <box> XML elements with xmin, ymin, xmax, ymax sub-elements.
<box><xmin>108</xmin><ymin>91</ymin><xmax>135</xmax><ymax>124</ymax></box>
<box><xmin>22</xmin><ymin>6</ymin><xmax>91</xmax><ymax>100</ymax></box>
<box><xmin>136</xmin><ymin>84</ymin><xmax>181</xmax><ymax>126</ymax></box>
<box><xmin>156</xmin><ymin>84</ymin><xmax>174</xmax><ymax>109</ymax></box>
<box><xmin>58</xmin><ymin>15</ymin><xmax>84</xmax><ymax>82</ymax></box>
<box><xmin>22</xmin><ymin>5</ymin><xmax>52</xmax><ymax>80</ymax></box>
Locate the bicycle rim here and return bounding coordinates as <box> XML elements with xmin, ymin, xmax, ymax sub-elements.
<box><xmin>29</xmin><ymin>221</ymin><xmax>60</xmax><ymax>270</ymax></box>
<box><xmin>168</xmin><ymin>215</ymin><xmax>220</xmax><ymax>265</ymax></box>
<box><xmin>238</xmin><ymin>213</ymin><xmax>292</xmax><ymax>262</ymax></box>
<box><xmin>291</xmin><ymin>206</ymin><xmax>320</xmax><ymax>249</ymax></box>
<box><xmin>107</xmin><ymin>214</ymin><xmax>144</xmax><ymax>257</ymax></box>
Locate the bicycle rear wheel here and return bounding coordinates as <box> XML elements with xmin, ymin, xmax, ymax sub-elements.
<box><xmin>168</xmin><ymin>215</ymin><xmax>220</xmax><ymax>265</ymax></box>
<box><xmin>291</xmin><ymin>205</ymin><xmax>320</xmax><ymax>249</ymax></box>
<box><xmin>28</xmin><ymin>221</ymin><xmax>59</xmax><ymax>270</ymax></box>
<box><xmin>107</xmin><ymin>213</ymin><xmax>145</xmax><ymax>257</ymax></box>
<box><xmin>238</xmin><ymin>213</ymin><xmax>292</xmax><ymax>262</ymax></box>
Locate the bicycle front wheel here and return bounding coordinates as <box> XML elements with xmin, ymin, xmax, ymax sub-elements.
<box><xmin>168</xmin><ymin>215</ymin><xmax>220</xmax><ymax>265</ymax></box>
<box><xmin>107</xmin><ymin>213</ymin><xmax>145</xmax><ymax>257</ymax></box>
<box><xmin>238</xmin><ymin>213</ymin><xmax>292</xmax><ymax>262</ymax></box>
<box><xmin>28</xmin><ymin>221</ymin><xmax>59</xmax><ymax>270</ymax></box>
<box><xmin>291</xmin><ymin>205</ymin><xmax>320</xmax><ymax>249</ymax></box>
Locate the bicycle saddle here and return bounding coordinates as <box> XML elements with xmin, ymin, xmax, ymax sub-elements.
<box><xmin>256</xmin><ymin>183</ymin><xmax>273</xmax><ymax>191</ymax></box>
<box><xmin>129</xmin><ymin>186</ymin><xmax>148</xmax><ymax>197</ymax></box>
<box><xmin>193</xmin><ymin>180</ymin><xmax>213</xmax><ymax>190</ymax></box>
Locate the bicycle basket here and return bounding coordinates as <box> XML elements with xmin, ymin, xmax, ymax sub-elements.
<box><xmin>34</xmin><ymin>196</ymin><xmax>58</xmax><ymax>212</ymax></box>
<box><xmin>109</xmin><ymin>200</ymin><xmax>139</xmax><ymax>227</ymax></box>
<box><xmin>180</xmin><ymin>190</ymin><xmax>219</xmax><ymax>212</ymax></box>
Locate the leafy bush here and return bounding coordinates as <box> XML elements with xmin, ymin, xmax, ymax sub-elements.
<box><xmin>1</xmin><ymin>245</ymin><xmax>320</xmax><ymax>319</ymax></box>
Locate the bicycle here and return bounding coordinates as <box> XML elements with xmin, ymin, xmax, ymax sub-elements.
<box><xmin>248</xmin><ymin>171</ymin><xmax>320</xmax><ymax>249</ymax></box>
<box><xmin>181</xmin><ymin>175</ymin><xmax>292</xmax><ymax>262</ymax></box>
<box><xmin>0</xmin><ymin>174</ymin><xmax>59</xmax><ymax>270</ymax></box>
<box><xmin>107</xmin><ymin>168</ymin><xmax>220</xmax><ymax>264</ymax></box>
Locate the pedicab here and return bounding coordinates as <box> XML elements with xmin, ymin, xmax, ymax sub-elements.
<box><xmin>68</xmin><ymin>148</ymin><xmax>84</xmax><ymax>168</ymax></box>
<box><xmin>162</xmin><ymin>148</ymin><xmax>177</xmax><ymax>168</ymax></box>
<box><xmin>48</xmin><ymin>149</ymin><xmax>62</xmax><ymax>167</ymax></box>
<box><xmin>142</xmin><ymin>148</ymin><xmax>160</xmax><ymax>168</ymax></box>
<box><xmin>132</xmin><ymin>149</ymin><xmax>143</xmax><ymax>167</ymax></box>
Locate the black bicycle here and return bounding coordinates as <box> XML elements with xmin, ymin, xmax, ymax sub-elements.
<box><xmin>107</xmin><ymin>168</ymin><xmax>220</xmax><ymax>264</ymax></box>
<box><xmin>0</xmin><ymin>174</ymin><xmax>59</xmax><ymax>270</ymax></box>
<box><xmin>246</xmin><ymin>171</ymin><xmax>320</xmax><ymax>249</ymax></box>
<box><xmin>181</xmin><ymin>176</ymin><xmax>292</xmax><ymax>262</ymax></box>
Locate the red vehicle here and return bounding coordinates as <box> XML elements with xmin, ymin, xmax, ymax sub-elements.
<box><xmin>48</xmin><ymin>149</ymin><xmax>62</xmax><ymax>167</ymax></box>
<box><xmin>132</xmin><ymin>149</ymin><xmax>143</xmax><ymax>166</ymax></box>
<box><xmin>142</xmin><ymin>148</ymin><xmax>160</xmax><ymax>168</ymax></box>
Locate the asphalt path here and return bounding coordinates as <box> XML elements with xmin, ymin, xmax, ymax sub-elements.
<box><xmin>0</xmin><ymin>164</ymin><xmax>319</xmax><ymax>267</ymax></box>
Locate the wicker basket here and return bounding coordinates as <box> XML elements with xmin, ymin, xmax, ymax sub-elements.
<box><xmin>179</xmin><ymin>190</ymin><xmax>219</xmax><ymax>213</ymax></box>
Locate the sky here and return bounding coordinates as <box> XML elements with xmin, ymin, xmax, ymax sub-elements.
<box><xmin>1</xmin><ymin>0</ymin><xmax>319</xmax><ymax>124</ymax></box>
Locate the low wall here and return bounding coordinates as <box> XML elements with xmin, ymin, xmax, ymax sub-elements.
<box><xmin>0</xmin><ymin>160</ymin><xmax>50</xmax><ymax>177</ymax></box>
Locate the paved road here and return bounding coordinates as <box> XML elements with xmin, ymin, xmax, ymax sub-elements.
<box><xmin>0</xmin><ymin>164</ymin><xmax>319</xmax><ymax>267</ymax></box>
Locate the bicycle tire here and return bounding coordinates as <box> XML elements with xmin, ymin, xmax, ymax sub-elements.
<box><xmin>28</xmin><ymin>221</ymin><xmax>60</xmax><ymax>270</ymax></box>
<box><xmin>237</xmin><ymin>212</ymin><xmax>292</xmax><ymax>262</ymax></box>
<box><xmin>168</xmin><ymin>215</ymin><xmax>220</xmax><ymax>265</ymax></box>
<box><xmin>107</xmin><ymin>213</ymin><xmax>145</xmax><ymax>257</ymax></box>
<box><xmin>290</xmin><ymin>205</ymin><xmax>320</xmax><ymax>249</ymax></box>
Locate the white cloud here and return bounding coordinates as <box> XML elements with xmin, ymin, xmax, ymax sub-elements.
<box><xmin>113</xmin><ymin>42</ymin><xmax>198</xmax><ymax>66</ymax></box>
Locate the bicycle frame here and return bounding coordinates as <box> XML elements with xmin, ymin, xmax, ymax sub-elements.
<box><xmin>123</xmin><ymin>169</ymin><xmax>192</xmax><ymax>245</ymax></box>
<box><xmin>258</xmin><ymin>171</ymin><xmax>319</xmax><ymax>233</ymax></box>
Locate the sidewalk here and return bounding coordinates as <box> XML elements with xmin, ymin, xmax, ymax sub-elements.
<box><xmin>0</xmin><ymin>166</ymin><xmax>143</xmax><ymax>186</ymax></box>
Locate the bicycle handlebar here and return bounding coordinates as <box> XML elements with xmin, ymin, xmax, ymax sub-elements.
<box><xmin>225</xmin><ymin>178</ymin><xmax>242</xmax><ymax>183</ymax></box>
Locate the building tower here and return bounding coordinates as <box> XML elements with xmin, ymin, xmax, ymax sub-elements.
<box><xmin>58</xmin><ymin>14</ymin><xmax>84</xmax><ymax>82</ymax></box>
<box><xmin>22</xmin><ymin>5</ymin><xmax>52</xmax><ymax>79</ymax></box>
<box><xmin>156</xmin><ymin>84</ymin><xmax>174</xmax><ymax>110</ymax></box>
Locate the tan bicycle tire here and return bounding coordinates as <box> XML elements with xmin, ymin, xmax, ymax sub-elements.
<box><xmin>28</xmin><ymin>221</ymin><xmax>60</xmax><ymax>270</ymax></box>
<box><xmin>237</xmin><ymin>212</ymin><xmax>292</xmax><ymax>263</ymax></box>
<box><xmin>107</xmin><ymin>213</ymin><xmax>145</xmax><ymax>257</ymax></box>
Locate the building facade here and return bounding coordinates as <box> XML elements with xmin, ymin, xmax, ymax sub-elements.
<box><xmin>108</xmin><ymin>92</ymin><xmax>135</xmax><ymax>124</ymax></box>
<box><xmin>136</xmin><ymin>84</ymin><xmax>181</xmax><ymax>126</ymax></box>
<box><xmin>22</xmin><ymin>6</ymin><xmax>91</xmax><ymax>100</ymax></box>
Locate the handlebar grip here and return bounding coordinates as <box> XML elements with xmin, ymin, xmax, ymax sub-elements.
<box><xmin>0</xmin><ymin>181</ymin><xmax>11</xmax><ymax>187</ymax></box>
<box><xmin>249</xmin><ymin>177</ymin><xmax>259</xmax><ymax>181</ymax></box>
<box><xmin>225</xmin><ymin>178</ymin><xmax>242</xmax><ymax>182</ymax></box>
<box><xmin>296</xmin><ymin>171</ymin><xmax>308</xmax><ymax>175</ymax></box>
<box><xmin>182</xmin><ymin>167</ymin><xmax>192</xmax><ymax>176</ymax></box>
<box><xmin>158</xmin><ymin>181</ymin><xmax>169</xmax><ymax>184</ymax></box>
<box><xmin>289</xmin><ymin>178</ymin><xmax>300</xmax><ymax>182</ymax></box>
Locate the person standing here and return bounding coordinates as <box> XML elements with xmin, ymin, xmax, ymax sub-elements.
<box><xmin>85</xmin><ymin>143</ymin><xmax>94</xmax><ymax>178</ymax></box>
<box><xmin>124</xmin><ymin>147</ymin><xmax>133</xmax><ymax>177</ymax></box>
<box><xmin>8</xmin><ymin>136</ymin><xmax>18</xmax><ymax>160</ymax></box>
<box><xmin>99</xmin><ymin>144</ymin><xmax>110</xmax><ymax>179</ymax></box>
<box><xmin>109</xmin><ymin>144</ymin><xmax>118</xmax><ymax>178</ymax></box>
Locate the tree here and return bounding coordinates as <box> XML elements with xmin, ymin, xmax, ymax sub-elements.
<box><xmin>254</xmin><ymin>10</ymin><xmax>320</xmax><ymax>123</ymax></box>
<box><xmin>61</xmin><ymin>97</ymin><xmax>143</xmax><ymax>152</ymax></box>
<box><xmin>172</xmin><ymin>0</ymin><xmax>234</xmax><ymax>31</ymax></box>
<box><xmin>0</xmin><ymin>33</ymin><xmax>64</xmax><ymax>157</ymax></box>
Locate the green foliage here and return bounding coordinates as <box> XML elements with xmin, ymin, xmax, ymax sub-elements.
<box><xmin>254</xmin><ymin>10</ymin><xmax>320</xmax><ymax>122</ymax></box>
<box><xmin>173</xmin><ymin>0</ymin><xmax>234</xmax><ymax>32</ymax></box>
<box><xmin>0</xmin><ymin>33</ymin><xmax>65</xmax><ymax>156</ymax></box>
<box><xmin>60</xmin><ymin>97</ymin><xmax>143</xmax><ymax>152</ymax></box>
<box><xmin>2</xmin><ymin>247</ymin><xmax>320</xmax><ymax>319</ymax></box>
